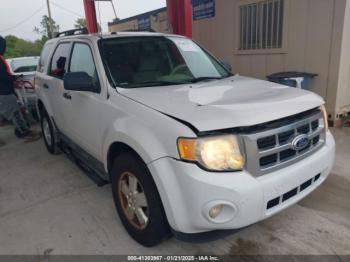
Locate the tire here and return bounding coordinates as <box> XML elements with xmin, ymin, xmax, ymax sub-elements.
<box><xmin>40</xmin><ymin>108</ymin><xmax>60</xmax><ymax>155</ymax></box>
<box><xmin>111</xmin><ymin>153</ymin><xmax>171</xmax><ymax>247</ymax></box>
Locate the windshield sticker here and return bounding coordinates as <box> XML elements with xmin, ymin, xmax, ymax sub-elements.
<box><xmin>172</xmin><ymin>38</ymin><xmax>199</xmax><ymax>52</ymax></box>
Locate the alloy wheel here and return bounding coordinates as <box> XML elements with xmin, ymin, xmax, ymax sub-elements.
<box><xmin>42</xmin><ymin>117</ymin><xmax>52</xmax><ymax>147</ymax></box>
<box><xmin>118</xmin><ymin>172</ymin><xmax>149</xmax><ymax>230</ymax></box>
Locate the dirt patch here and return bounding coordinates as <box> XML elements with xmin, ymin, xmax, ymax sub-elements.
<box><xmin>43</xmin><ymin>248</ymin><xmax>54</xmax><ymax>256</ymax></box>
<box><xmin>229</xmin><ymin>238</ymin><xmax>262</xmax><ymax>255</ymax></box>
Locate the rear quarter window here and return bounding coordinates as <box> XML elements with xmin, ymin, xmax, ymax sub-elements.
<box><xmin>38</xmin><ymin>43</ymin><xmax>53</xmax><ymax>73</ymax></box>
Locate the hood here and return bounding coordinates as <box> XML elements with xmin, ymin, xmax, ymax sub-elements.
<box><xmin>119</xmin><ymin>75</ymin><xmax>324</xmax><ymax>132</ymax></box>
<box><xmin>0</xmin><ymin>36</ymin><xmax>6</xmax><ymax>55</ymax></box>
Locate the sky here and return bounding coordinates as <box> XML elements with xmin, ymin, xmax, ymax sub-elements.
<box><xmin>0</xmin><ymin>0</ymin><xmax>166</xmax><ymax>41</ymax></box>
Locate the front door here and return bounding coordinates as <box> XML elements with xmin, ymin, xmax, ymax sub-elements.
<box><xmin>59</xmin><ymin>41</ymin><xmax>103</xmax><ymax>159</ymax></box>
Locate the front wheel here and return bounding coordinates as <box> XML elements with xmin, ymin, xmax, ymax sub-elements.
<box><xmin>111</xmin><ymin>153</ymin><xmax>171</xmax><ymax>247</ymax></box>
<box><xmin>40</xmin><ymin>109</ymin><xmax>60</xmax><ymax>155</ymax></box>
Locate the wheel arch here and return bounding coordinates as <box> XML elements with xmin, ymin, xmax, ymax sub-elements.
<box><xmin>37</xmin><ymin>99</ymin><xmax>54</xmax><ymax>121</ymax></box>
<box><xmin>107</xmin><ymin>141</ymin><xmax>146</xmax><ymax>176</ymax></box>
<box><xmin>37</xmin><ymin>99</ymin><xmax>45</xmax><ymax>119</ymax></box>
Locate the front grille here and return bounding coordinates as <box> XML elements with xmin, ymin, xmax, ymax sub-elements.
<box><xmin>260</xmin><ymin>154</ymin><xmax>278</xmax><ymax>167</ymax></box>
<box><xmin>312</xmin><ymin>135</ymin><xmax>320</xmax><ymax>145</ymax></box>
<box><xmin>279</xmin><ymin>149</ymin><xmax>296</xmax><ymax>162</ymax></box>
<box><xmin>242</xmin><ymin>109</ymin><xmax>326</xmax><ymax>176</ymax></box>
<box><xmin>311</xmin><ymin>120</ymin><xmax>319</xmax><ymax>131</ymax></box>
<box><xmin>278</xmin><ymin>130</ymin><xmax>294</xmax><ymax>145</ymax></box>
<box><xmin>297</xmin><ymin>124</ymin><xmax>310</xmax><ymax>134</ymax></box>
<box><xmin>298</xmin><ymin>140</ymin><xmax>311</xmax><ymax>154</ymax></box>
<box><xmin>266</xmin><ymin>173</ymin><xmax>322</xmax><ymax>210</ymax></box>
<box><xmin>257</xmin><ymin>135</ymin><xmax>276</xmax><ymax>150</ymax></box>
<box><xmin>282</xmin><ymin>187</ymin><xmax>298</xmax><ymax>202</ymax></box>
<box><xmin>300</xmin><ymin>179</ymin><xmax>312</xmax><ymax>191</ymax></box>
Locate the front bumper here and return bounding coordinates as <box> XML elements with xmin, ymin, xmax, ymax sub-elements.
<box><xmin>148</xmin><ymin>131</ymin><xmax>335</xmax><ymax>234</ymax></box>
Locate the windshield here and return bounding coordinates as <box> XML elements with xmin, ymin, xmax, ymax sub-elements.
<box><xmin>99</xmin><ymin>36</ymin><xmax>231</xmax><ymax>88</ymax></box>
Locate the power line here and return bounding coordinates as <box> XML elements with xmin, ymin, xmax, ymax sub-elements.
<box><xmin>0</xmin><ymin>4</ymin><xmax>46</xmax><ymax>33</ymax></box>
<box><xmin>50</xmin><ymin>1</ymin><xmax>84</xmax><ymax>18</ymax></box>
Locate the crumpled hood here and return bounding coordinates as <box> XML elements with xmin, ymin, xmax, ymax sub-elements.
<box><xmin>118</xmin><ymin>75</ymin><xmax>324</xmax><ymax>132</ymax></box>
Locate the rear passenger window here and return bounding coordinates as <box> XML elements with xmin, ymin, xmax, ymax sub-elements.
<box><xmin>50</xmin><ymin>43</ymin><xmax>71</xmax><ymax>79</ymax></box>
<box><xmin>38</xmin><ymin>43</ymin><xmax>53</xmax><ymax>73</ymax></box>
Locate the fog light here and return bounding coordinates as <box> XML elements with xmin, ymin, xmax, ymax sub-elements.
<box><xmin>203</xmin><ymin>201</ymin><xmax>238</xmax><ymax>223</ymax></box>
<box><xmin>209</xmin><ymin>204</ymin><xmax>223</xmax><ymax>219</ymax></box>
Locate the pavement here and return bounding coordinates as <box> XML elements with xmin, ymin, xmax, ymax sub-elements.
<box><xmin>0</xmin><ymin>124</ymin><xmax>349</xmax><ymax>255</ymax></box>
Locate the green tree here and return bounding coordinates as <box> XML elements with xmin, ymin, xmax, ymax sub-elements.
<box><xmin>74</xmin><ymin>18</ymin><xmax>101</xmax><ymax>32</ymax></box>
<box><xmin>74</xmin><ymin>18</ymin><xmax>87</xmax><ymax>29</ymax></box>
<box><xmin>34</xmin><ymin>15</ymin><xmax>60</xmax><ymax>39</ymax></box>
<box><xmin>4</xmin><ymin>35</ymin><xmax>44</xmax><ymax>59</ymax></box>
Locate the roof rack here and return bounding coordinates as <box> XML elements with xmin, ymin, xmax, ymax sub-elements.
<box><xmin>55</xmin><ymin>28</ymin><xmax>88</xmax><ymax>38</ymax></box>
<box><xmin>121</xmin><ymin>28</ymin><xmax>157</xmax><ymax>33</ymax></box>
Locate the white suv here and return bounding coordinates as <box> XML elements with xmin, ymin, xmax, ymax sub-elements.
<box><xmin>35</xmin><ymin>31</ymin><xmax>335</xmax><ymax>247</ymax></box>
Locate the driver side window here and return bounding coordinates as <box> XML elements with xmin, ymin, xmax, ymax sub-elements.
<box><xmin>69</xmin><ymin>42</ymin><xmax>100</xmax><ymax>90</ymax></box>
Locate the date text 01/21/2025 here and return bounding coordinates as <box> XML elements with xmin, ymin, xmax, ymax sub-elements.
<box><xmin>127</xmin><ymin>255</ymin><xmax>220</xmax><ymax>261</ymax></box>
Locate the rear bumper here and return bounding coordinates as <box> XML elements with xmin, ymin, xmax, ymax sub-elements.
<box><xmin>148</xmin><ymin>131</ymin><xmax>335</xmax><ymax>234</ymax></box>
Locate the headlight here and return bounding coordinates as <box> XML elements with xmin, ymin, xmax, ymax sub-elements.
<box><xmin>320</xmin><ymin>105</ymin><xmax>329</xmax><ymax>131</ymax></box>
<box><xmin>177</xmin><ymin>135</ymin><xmax>245</xmax><ymax>171</ymax></box>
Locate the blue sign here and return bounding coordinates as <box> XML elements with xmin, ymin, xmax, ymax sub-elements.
<box><xmin>138</xmin><ymin>15</ymin><xmax>151</xmax><ymax>30</ymax></box>
<box><xmin>192</xmin><ymin>0</ymin><xmax>215</xmax><ymax>20</ymax></box>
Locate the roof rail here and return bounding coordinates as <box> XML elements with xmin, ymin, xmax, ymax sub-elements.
<box><xmin>55</xmin><ymin>28</ymin><xmax>88</xmax><ymax>38</ymax></box>
<box><xmin>121</xmin><ymin>28</ymin><xmax>157</xmax><ymax>33</ymax></box>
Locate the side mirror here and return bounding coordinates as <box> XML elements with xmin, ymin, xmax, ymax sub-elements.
<box><xmin>63</xmin><ymin>72</ymin><xmax>97</xmax><ymax>92</ymax></box>
<box><xmin>221</xmin><ymin>61</ymin><xmax>232</xmax><ymax>72</ymax></box>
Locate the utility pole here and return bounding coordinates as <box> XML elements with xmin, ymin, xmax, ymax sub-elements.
<box><xmin>46</xmin><ymin>0</ymin><xmax>54</xmax><ymax>38</ymax></box>
<box><xmin>110</xmin><ymin>0</ymin><xmax>118</xmax><ymax>20</ymax></box>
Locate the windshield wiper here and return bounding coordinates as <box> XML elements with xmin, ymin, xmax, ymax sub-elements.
<box><xmin>125</xmin><ymin>80</ymin><xmax>190</xmax><ymax>88</ymax></box>
<box><xmin>189</xmin><ymin>76</ymin><xmax>224</xmax><ymax>83</ymax></box>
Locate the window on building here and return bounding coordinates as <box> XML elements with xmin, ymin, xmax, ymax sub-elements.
<box><xmin>239</xmin><ymin>0</ymin><xmax>284</xmax><ymax>50</ymax></box>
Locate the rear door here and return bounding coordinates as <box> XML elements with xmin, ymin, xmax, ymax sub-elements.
<box><xmin>45</xmin><ymin>42</ymin><xmax>72</xmax><ymax>133</ymax></box>
<box><xmin>35</xmin><ymin>42</ymin><xmax>55</xmax><ymax>114</ymax></box>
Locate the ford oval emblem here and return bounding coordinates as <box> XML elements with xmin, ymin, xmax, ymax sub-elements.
<box><xmin>291</xmin><ymin>134</ymin><xmax>310</xmax><ymax>151</ymax></box>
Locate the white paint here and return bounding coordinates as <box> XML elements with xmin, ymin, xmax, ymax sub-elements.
<box><xmin>35</xmin><ymin>33</ymin><xmax>335</xmax><ymax>239</ymax></box>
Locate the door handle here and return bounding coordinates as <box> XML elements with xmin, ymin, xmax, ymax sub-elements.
<box><xmin>43</xmin><ymin>84</ymin><xmax>49</xmax><ymax>89</ymax></box>
<box><xmin>63</xmin><ymin>92</ymin><xmax>72</xmax><ymax>100</ymax></box>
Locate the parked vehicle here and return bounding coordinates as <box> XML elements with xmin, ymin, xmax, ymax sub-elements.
<box><xmin>7</xmin><ymin>56</ymin><xmax>39</xmax><ymax>120</ymax></box>
<box><xmin>7</xmin><ymin>56</ymin><xmax>39</xmax><ymax>74</ymax></box>
<box><xmin>35</xmin><ymin>31</ymin><xmax>335</xmax><ymax>247</ymax></box>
